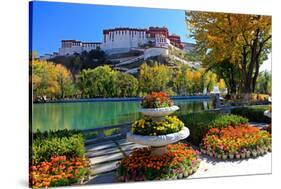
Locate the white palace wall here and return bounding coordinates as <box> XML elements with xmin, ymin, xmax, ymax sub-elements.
<box><xmin>102</xmin><ymin>30</ymin><xmax>147</xmax><ymax>54</ymax></box>
<box><xmin>144</xmin><ymin>47</ymin><xmax>168</xmax><ymax>60</ymax></box>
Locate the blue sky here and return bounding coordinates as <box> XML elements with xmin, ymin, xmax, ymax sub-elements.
<box><xmin>30</xmin><ymin>1</ymin><xmax>194</xmax><ymax>56</ymax></box>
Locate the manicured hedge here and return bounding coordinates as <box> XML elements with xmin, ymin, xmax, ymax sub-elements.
<box><xmin>231</xmin><ymin>106</ymin><xmax>271</xmax><ymax>123</ymax></box>
<box><xmin>31</xmin><ymin>130</ymin><xmax>85</xmax><ymax>165</ymax></box>
<box><xmin>179</xmin><ymin>112</ymin><xmax>248</xmax><ymax>145</ymax></box>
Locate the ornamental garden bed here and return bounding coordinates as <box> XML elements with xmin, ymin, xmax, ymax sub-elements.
<box><xmin>179</xmin><ymin>112</ymin><xmax>249</xmax><ymax>145</ymax></box>
<box><xmin>30</xmin><ymin>156</ymin><xmax>90</xmax><ymax>188</ymax></box>
<box><xmin>117</xmin><ymin>143</ymin><xmax>200</xmax><ymax>181</ymax></box>
<box><xmin>200</xmin><ymin>124</ymin><xmax>271</xmax><ymax>160</ymax></box>
<box><xmin>30</xmin><ymin>130</ymin><xmax>90</xmax><ymax>188</ymax></box>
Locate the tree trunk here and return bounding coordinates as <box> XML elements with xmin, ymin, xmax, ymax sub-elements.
<box><xmin>252</xmin><ymin>57</ymin><xmax>260</xmax><ymax>93</ymax></box>
<box><xmin>242</xmin><ymin>29</ymin><xmax>260</xmax><ymax>94</ymax></box>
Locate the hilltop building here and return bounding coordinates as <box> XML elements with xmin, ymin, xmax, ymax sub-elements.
<box><xmin>58</xmin><ymin>40</ymin><xmax>102</xmax><ymax>56</ymax></box>
<box><xmin>40</xmin><ymin>26</ymin><xmax>189</xmax><ymax>59</ymax></box>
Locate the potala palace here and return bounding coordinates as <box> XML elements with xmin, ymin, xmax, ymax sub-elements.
<box><xmin>40</xmin><ymin>26</ymin><xmax>194</xmax><ymax>60</ymax></box>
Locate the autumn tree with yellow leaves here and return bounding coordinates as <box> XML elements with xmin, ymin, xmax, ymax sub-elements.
<box><xmin>186</xmin><ymin>11</ymin><xmax>271</xmax><ymax>95</ymax></box>
<box><xmin>138</xmin><ymin>63</ymin><xmax>173</xmax><ymax>94</ymax></box>
<box><xmin>31</xmin><ymin>60</ymin><xmax>74</xmax><ymax>101</ymax></box>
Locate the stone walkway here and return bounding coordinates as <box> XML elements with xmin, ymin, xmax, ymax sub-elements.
<box><xmin>84</xmin><ymin>122</ymin><xmax>271</xmax><ymax>185</ymax></box>
<box><xmin>85</xmin><ymin>138</ymin><xmax>146</xmax><ymax>184</ymax></box>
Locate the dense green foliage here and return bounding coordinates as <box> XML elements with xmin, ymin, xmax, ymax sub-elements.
<box><xmin>32</xmin><ymin>59</ymin><xmax>226</xmax><ymax>101</ymax></box>
<box><xmin>76</xmin><ymin>65</ymin><xmax>139</xmax><ymax>98</ymax></box>
<box><xmin>179</xmin><ymin>112</ymin><xmax>248</xmax><ymax>145</ymax></box>
<box><xmin>138</xmin><ymin>63</ymin><xmax>172</xmax><ymax>94</ymax></box>
<box><xmin>31</xmin><ymin>130</ymin><xmax>85</xmax><ymax>165</ymax></box>
<box><xmin>255</xmin><ymin>71</ymin><xmax>272</xmax><ymax>94</ymax></box>
<box><xmin>33</xmin><ymin>129</ymin><xmax>81</xmax><ymax>141</ymax></box>
<box><xmin>49</xmin><ymin>49</ymin><xmax>109</xmax><ymax>76</ymax></box>
<box><xmin>231</xmin><ymin>106</ymin><xmax>271</xmax><ymax>123</ymax></box>
<box><xmin>138</xmin><ymin>63</ymin><xmax>222</xmax><ymax>96</ymax></box>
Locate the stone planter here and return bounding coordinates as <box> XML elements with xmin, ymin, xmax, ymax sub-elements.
<box><xmin>177</xmin><ymin>173</ymin><xmax>183</xmax><ymax>179</ymax></box>
<box><xmin>252</xmin><ymin>151</ymin><xmax>257</xmax><ymax>157</ymax></box>
<box><xmin>217</xmin><ymin>154</ymin><xmax>222</xmax><ymax>159</ymax></box>
<box><xmin>139</xmin><ymin>106</ymin><xmax>179</xmax><ymax>120</ymax></box>
<box><xmin>222</xmin><ymin>154</ymin><xmax>228</xmax><ymax>160</ymax></box>
<box><xmin>229</xmin><ymin>154</ymin><xmax>234</xmax><ymax>159</ymax></box>
<box><xmin>127</xmin><ymin>127</ymin><xmax>189</xmax><ymax>156</ymax></box>
<box><xmin>246</xmin><ymin>151</ymin><xmax>251</xmax><ymax>158</ymax></box>
<box><xmin>241</xmin><ymin>153</ymin><xmax>246</xmax><ymax>159</ymax></box>
<box><xmin>268</xmin><ymin>146</ymin><xmax>272</xmax><ymax>152</ymax></box>
<box><xmin>235</xmin><ymin>154</ymin><xmax>241</xmax><ymax>159</ymax></box>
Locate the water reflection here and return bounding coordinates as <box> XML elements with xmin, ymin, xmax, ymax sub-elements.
<box><xmin>32</xmin><ymin>99</ymin><xmax>213</xmax><ymax>131</ymax></box>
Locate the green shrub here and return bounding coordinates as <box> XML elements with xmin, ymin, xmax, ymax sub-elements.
<box><xmin>179</xmin><ymin>112</ymin><xmax>248</xmax><ymax>145</ymax></box>
<box><xmin>31</xmin><ymin>130</ymin><xmax>85</xmax><ymax>165</ymax></box>
<box><xmin>231</xmin><ymin>106</ymin><xmax>271</xmax><ymax>123</ymax></box>
<box><xmin>32</xmin><ymin>129</ymin><xmax>81</xmax><ymax>141</ymax></box>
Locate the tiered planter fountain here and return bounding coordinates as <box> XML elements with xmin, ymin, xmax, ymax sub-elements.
<box><xmin>117</xmin><ymin>92</ymin><xmax>200</xmax><ymax>181</ymax></box>
<box><xmin>127</xmin><ymin>105</ymin><xmax>189</xmax><ymax>156</ymax></box>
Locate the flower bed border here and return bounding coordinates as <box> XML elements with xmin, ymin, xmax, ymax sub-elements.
<box><xmin>200</xmin><ymin>145</ymin><xmax>271</xmax><ymax>160</ymax></box>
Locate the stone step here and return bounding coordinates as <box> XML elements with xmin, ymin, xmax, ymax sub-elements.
<box><xmin>250</xmin><ymin>122</ymin><xmax>269</xmax><ymax>129</ymax></box>
<box><xmin>90</xmin><ymin>161</ymin><xmax>119</xmax><ymax>175</ymax></box>
<box><xmin>120</xmin><ymin>143</ymin><xmax>146</xmax><ymax>152</ymax></box>
<box><xmin>114</xmin><ymin>138</ymin><xmax>134</xmax><ymax>146</ymax></box>
<box><xmin>86</xmin><ymin>146</ymin><xmax>121</xmax><ymax>157</ymax></box>
<box><xmin>85</xmin><ymin>141</ymin><xmax>117</xmax><ymax>152</ymax></box>
<box><xmin>90</xmin><ymin>152</ymin><xmax>124</xmax><ymax>165</ymax></box>
<box><xmin>87</xmin><ymin>171</ymin><xmax>118</xmax><ymax>184</ymax></box>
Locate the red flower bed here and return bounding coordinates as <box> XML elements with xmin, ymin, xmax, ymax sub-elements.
<box><xmin>141</xmin><ymin>92</ymin><xmax>173</xmax><ymax>108</ymax></box>
<box><xmin>117</xmin><ymin>143</ymin><xmax>200</xmax><ymax>181</ymax></box>
<box><xmin>29</xmin><ymin>156</ymin><xmax>90</xmax><ymax>188</ymax></box>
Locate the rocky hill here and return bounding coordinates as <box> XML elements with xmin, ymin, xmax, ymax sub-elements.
<box><xmin>49</xmin><ymin>47</ymin><xmax>201</xmax><ymax>76</ymax></box>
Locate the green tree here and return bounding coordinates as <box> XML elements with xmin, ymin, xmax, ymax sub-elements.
<box><xmin>202</xmin><ymin>70</ymin><xmax>217</xmax><ymax>92</ymax></box>
<box><xmin>50</xmin><ymin>49</ymin><xmax>109</xmax><ymax>76</ymax></box>
<box><xmin>206</xmin><ymin>59</ymin><xmax>241</xmax><ymax>94</ymax></box>
<box><xmin>76</xmin><ymin>65</ymin><xmax>139</xmax><ymax>98</ymax></box>
<box><xmin>115</xmin><ymin>73</ymin><xmax>139</xmax><ymax>97</ymax></box>
<box><xmin>255</xmin><ymin>70</ymin><xmax>272</xmax><ymax>94</ymax></box>
<box><xmin>76</xmin><ymin>65</ymin><xmax>117</xmax><ymax>98</ymax></box>
<box><xmin>138</xmin><ymin>63</ymin><xmax>172</xmax><ymax>94</ymax></box>
<box><xmin>55</xmin><ymin>64</ymin><xmax>74</xmax><ymax>98</ymax></box>
<box><xmin>172</xmin><ymin>68</ymin><xmax>190</xmax><ymax>95</ymax></box>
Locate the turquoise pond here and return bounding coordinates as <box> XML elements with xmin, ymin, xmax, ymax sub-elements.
<box><xmin>32</xmin><ymin>99</ymin><xmax>214</xmax><ymax>131</ymax></box>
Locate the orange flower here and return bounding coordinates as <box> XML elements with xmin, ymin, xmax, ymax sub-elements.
<box><xmin>29</xmin><ymin>156</ymin><xmax>90</xmax><ymax>188</ymax></box>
